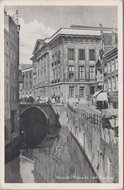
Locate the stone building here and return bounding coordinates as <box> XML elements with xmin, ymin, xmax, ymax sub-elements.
<box><xmin>95</xmin><ymin>23</ymin><xmax>118</xmax><ymax>109</ymax></box>
<box><xmin>104</xmin><ymin>47</ymin><xmax>118</xmax><ymax>108</ymax></box>
<box><xmin>31</xmin><ymin>26</ymin><xmax>105</xmax><ymax>103</ymax></box>
<box><xmin>19</xmin><ymin>64</ymin><xmax>33</xmax><ymax>100</ymax></box>
<box><xmin>4</xmin><ymin>10</ymin><xmax>20</xmax><ymax>145</ymax></box>
<box><xmin>96</xmin><ymin>23</ymin><xmax>117</xmax><ymax>90</ymax></box>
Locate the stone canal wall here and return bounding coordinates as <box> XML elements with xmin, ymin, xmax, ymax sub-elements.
<box><xmin>32</xmin><ymin>133</ymin><xmax>99</xmax><ymax>183</ymax></box>
<box><xmin>67</xmin><ymin>104</ymin><xmax>118</xmax><ymax>183</ymax></box>
<box><xmin>31</xmin><ymin>105</ymin><xmax>100</xmax><ymax>183</ymax></box>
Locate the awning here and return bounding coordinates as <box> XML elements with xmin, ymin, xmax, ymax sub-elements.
<box><xmin>92</xmin><ymin>89</ymin><xmax>102</xmax><ymax>98</ymax></box>
<box><xmin>96</xmin><ymin>92</ymin><xmax>108</xmax><ymax>102</ymax></box>
<box><xmin>102</xmin><ymin>109</ymin><xmax>118</xmax><ymax>118</ymax></box>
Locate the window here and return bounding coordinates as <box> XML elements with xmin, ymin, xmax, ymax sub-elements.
<box><xmin>30</xmin><ymin>81</ymin><xmax>32</xmax><ymax>88</ymax></box>
<box><xmin>10</xmin><ymin>49</ymin><xmax>13</xmax><ymax>58</ymax></box>
<box><xmin>68</xmin><ymin>49</ymin><xmax>75</xmax><ymax>60</ymax></box>
<box><xmin>14</xmin><ymin>90</ymin><xmax>16</xmax><ymax>101</ymax></box>
<box><xmin>58</xmin><ymin>66</ymin><xmax>61</xmax><ymax>79</ymax></box>
<box><xmin>79</xmin><ymin>49</ymin><xmax>85</xmax><ymax>60</ymax></box>
<box><xmin>68</xmin><ymin>66</ymin><xmax>74</xmax><ymax>80</ymax></box>
<box><xmin>104</xmin><ymin>66</ymin><xmax>107</xmax><ymax>73</ymax></box>
<box><xmin>112</xmin><ymin>76</ymin><xmax>115</xmax><ymax>91</ymax></box>
<box><xmin>58</xmin><ymin>50</ymin><xmax>61</xmax><ymax>60</ymax></box>
<box><xmin>25</xmin><ymin>82</ymin><xmax>28</xmax><ymax>89</ymax></box>
<box><xmin>69</xmin><ymin>86</ymin><xmax>74</xmax><ymax>97</ymax></box>
<box><xmin>108</xmin><ymin>62</ymin><xmax>111</xmax><ymax>73</ymax></box>
<box><xmin>90</xmin><ymin>66</ymin><xmax>95</xmax><ymax>79</ymax></box>
<box><xmin>116</xmin><ymin>75</ymin><xmax>118</xmax><ymax>91</ymax></box>
<box><xmin>90</xmin><ymin>86</ymin><xmax>95</xmax><ymax>95</ymax></box>
<box><xmin>56</xmin><ymin>68</ymin><xmax>58</xmax><ymax>79</ymax></box>
<box><xmin>14</xmin><ymin>69</ymin><xmax>16</xmax><ymax>79</ymax></box>
<box><xmin>53</xmin><ymin>68</ymin><xmax>55</xmax><ymax>79</ymax></box>
<box><xmin>29</xmin><ymin>71</ymin><xmax>32</xmax><ymax>78</ymax></box>
<box><xmin>79</xmin><ymin>87</ymin><xmax>84</xmax><ymax>97</ymax></box>
<box><xmin>79</xmin><ymin>66</ymin><xmax>85</xmax><ymax>79</ymax></box>
<box><xmin>111</xmin><ymin>60</ymin><xmax>115</xmax><ymax>72</ymax></box>
<box><xmin>89</xmin><ymin>49</ymin><xmax>96</xmax><ymax>61</ymax></box>
<box><xmin>115</xmin><ymin>58</ymin><xmax>118</xmax><ymax>70</ymax></box>
<box><xmin>108</xmin><ymin>78</ymin><xmax>111</xmax><ymax>91</ymax></box>
<box><xmin>25</xmin><ymin>72</ymin><xmax>28</xmax><ymax>78</ymax></box>
<box><xmin>13</xmin><ymin>51</ymin><xmax>16</xmax><ymax>60</ymax></box>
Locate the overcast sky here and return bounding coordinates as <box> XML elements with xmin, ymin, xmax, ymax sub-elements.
<box><xmin>5</xmin><ymin>6</ymin><xmax>117</xmax><ymax>65</ymax></box>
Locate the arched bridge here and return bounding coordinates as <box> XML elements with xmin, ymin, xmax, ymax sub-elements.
<box><xmin>19</xmin><ymin>103</ymin><xmax>61</xmax><ymax>147</ymax></box>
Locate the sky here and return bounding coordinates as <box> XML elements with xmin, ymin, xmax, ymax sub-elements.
<box><xmin>5</xmin><ymin>6</ymin><xmax>117</xmax><ymax>65</ymax></box>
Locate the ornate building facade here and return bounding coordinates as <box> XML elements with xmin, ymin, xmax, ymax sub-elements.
<box><xmin>31</xmin><ymin>26</ymin><xmax>103</xmax><ymax>103</ymax></box>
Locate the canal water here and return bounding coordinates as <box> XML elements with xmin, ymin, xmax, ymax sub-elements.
<box><xmin>5</xmin><ymin>106</ymin><xmax>99</xmax><ymax>183</ymax></box>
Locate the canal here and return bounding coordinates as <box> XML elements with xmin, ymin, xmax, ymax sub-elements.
<box><xmin>5</xmin><ymin>106</ymin><xmax>99</xmax><ymax>183</ymax></box>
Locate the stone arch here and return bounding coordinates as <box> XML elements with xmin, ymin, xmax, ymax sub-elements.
<box><xmin>19</xmin><ymin>106</ymin><xmax>49</xmax><ymax>146</ymax></box>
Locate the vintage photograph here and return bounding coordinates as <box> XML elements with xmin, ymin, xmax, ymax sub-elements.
<box><xmin>1</xmin><ymin>0</ymin><xmax>123</xmax><ymax>189</ymax></box>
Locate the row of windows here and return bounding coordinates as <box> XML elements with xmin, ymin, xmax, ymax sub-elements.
<box><xmin>52</xmin><ymin>50</ymin><xmax>61</xmax><ymax>61</ymax></box>
<box><xmin>53</xmin><ymin>66</ymin><xmax>61</xmax><ymax>80</ymax></box>
<box><xmin>68</xmin><ymin>66</ymin><xmax>95</xmax><ymax>80</ymax></box>
<box><xmin>24</xmin><ymin>71</ymin><xmax>32</xmax><ymax>79</ymax></box>
<box><xmin>69</xmin><ymin>86</ymin><xmax>85</xmax><ymax>97</ymax></box>
<box><xmin>68</xmin><ymin>49</ymin><xmax>96</xmax><ymax>61</ymax></box>
<box><xmin>23</xmin><ymin>81</ymin><xmax>32</xmax><ymax>89</ymax></box>
<box><xmin>105</xmin><ymin>58</ymin><xmax>118</xmax><ymax>74</ymax></box>
<box><xmin>107</xmin><ymin>75</ymin><xmax>118</xmax><ymax>91</ymax></box>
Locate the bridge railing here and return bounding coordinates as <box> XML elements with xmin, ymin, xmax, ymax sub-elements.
<box><xmin>67</xmin><ymin>103</ymin><xmax>102</xmax><ymax>127</ymax></box>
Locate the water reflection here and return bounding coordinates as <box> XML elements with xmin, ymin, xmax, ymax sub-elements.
<box><xmin>5</xmin><ymin>126</ymin><xmax>99</xmax><ymax>183</ymax></box>
<box><xmin>5</xmin><ymin>156</ymin><xmax>22</xmax><ymax>183</ymax></box>
<box><xmin>20</xmin><ymin>155</ymin><xmax>34</xmax><ymax>183</ymax></box>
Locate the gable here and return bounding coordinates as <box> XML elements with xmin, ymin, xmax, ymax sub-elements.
<box><xmin>32</xmin><ymin>39</ymin><xmax>45</xmax><ymax>55</ymax></box>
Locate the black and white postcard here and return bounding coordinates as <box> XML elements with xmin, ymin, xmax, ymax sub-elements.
<box><xmin>0</xmin><ymin>0</ymin><xmax>123</xmax><ymax>189</ymax></box>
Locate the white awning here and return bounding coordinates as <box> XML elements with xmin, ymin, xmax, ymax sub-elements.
<box><xmin>96</xmin><ymin>92</ymin><xmax>108</xmax><ymax>102</ymax></box>
<box><xmin>92</xmin><ymin>89</ymin><xmax>102</xmax><ymax>98</ymax></box>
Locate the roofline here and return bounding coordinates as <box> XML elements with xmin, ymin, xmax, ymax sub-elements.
<box><xmin>44</xmin><ymin>26</ymin><xmax>102</xmax><ymax>43</ymax></box>
<box><xmin>70</xmin><ymin>24</ymin><xmax>118</xmax><ymax>31</ymax></box>
<box><xmin>44</xmin><ymin>27</ymin><xmax>63</xmax><ymax>42</ymax></box>
<box><xmin>48</xmin><ymin>33</ymin><xmax>101</xmax><ymax>46</ymax></box>
<box><xmin>31</xmin><ymin>26</ymin><xmax>101</xmax><ymax>58</ymax></box>
<box><xmin>31</xmin><ymin>25</ymin><xmax>118</xmax><ymax>59</ymax></box>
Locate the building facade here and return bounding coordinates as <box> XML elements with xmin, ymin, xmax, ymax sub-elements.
<box><xmin>4</xmin><ymin>10</ymin><xmax>20</xmax><ymax>145</ymax></box>
<box><xmin>31</xmin><ymin>26</ymin><xmax>104</xmax><ymax>103</ymax></box>
<box><xmin>104</xmin><ymin>47</ymin><xmax>118</xmax><ymax>108</ymax></box>
<box><xmin>96</xmin><ymin>23</ymin><xmax>117</xmax><ymax>90</ymax></box>
<box><xmin>19</xmin><ymin>65</ymin><xmax>33</xmax><ymax>100</ymax></box>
